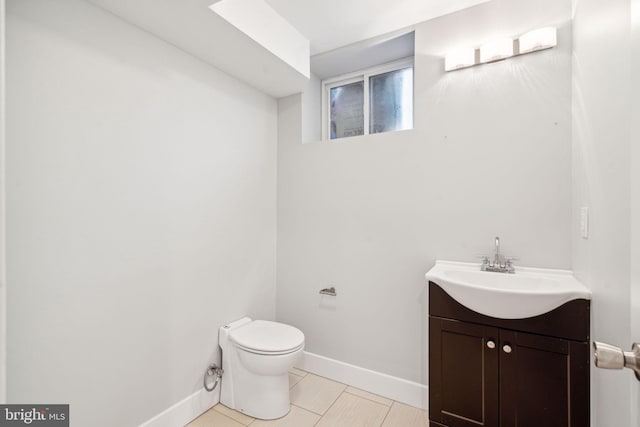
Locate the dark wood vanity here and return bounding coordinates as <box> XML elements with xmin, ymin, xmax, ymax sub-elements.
<box><xmin>429</xmin><ymin>282</ymin><xmax>590</xmax><ymax>427</ymax></box>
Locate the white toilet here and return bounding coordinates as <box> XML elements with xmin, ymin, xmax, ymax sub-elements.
<box><xmin>219</xmin><ymin>317</ymin><xmax>305</xmax><ymax>420</ymax></box>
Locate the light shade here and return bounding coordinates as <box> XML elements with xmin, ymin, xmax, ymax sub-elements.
<box><xmin>480</xmin><ymin>38</ymin><xmax>514</xmax><ymax>63</ymax></box>
<box><xmin>445</xmin><ymin>48</ymin><xmax>476</xmax><ymax>71</ymax></box>
<box><xmin>518</xmin><ymin>27</ymin><xmax>557</xmax><ymax>54</ymax></box>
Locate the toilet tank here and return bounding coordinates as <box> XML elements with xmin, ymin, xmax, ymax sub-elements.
<box><xmin>219</xmin><ymin>317</ymin><xmax>253</xmax><ymax>350</ymax></box>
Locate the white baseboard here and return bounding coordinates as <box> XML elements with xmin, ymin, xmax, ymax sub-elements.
<box><xmin>296</xmin><ymin>351</ymin><xmax>428</xmax><ymax>410</ymax></box>
<box><xmin>139</xmin><ymin>386</ymin><xmax>219</xmax><ymax>427</ymax></box>
<box><xmin>139</xmin><ymin>351</ymin><xmax>427</xmax><ymax>427</ymax></box>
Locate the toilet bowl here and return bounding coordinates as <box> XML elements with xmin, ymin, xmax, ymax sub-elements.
<box><xmin>219</xmin><ymin>317</ymin><xmax>305</xmax><ymax>420</ymax></box>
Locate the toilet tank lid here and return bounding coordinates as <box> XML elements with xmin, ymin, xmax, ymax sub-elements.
<box><xmin>230</xmin><ymin>320</ymin><xmax>304</xmax><ymax>353</ymax></box>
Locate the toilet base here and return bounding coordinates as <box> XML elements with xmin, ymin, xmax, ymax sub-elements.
<box><xmin>220</xmin><ymin>370</ymin><xmax>291</xmax><ymax>420</ymax></box>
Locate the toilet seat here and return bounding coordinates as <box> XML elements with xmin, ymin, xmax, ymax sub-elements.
<box><xmin>230</xmin><ymin>320</ymin><xmax>304</xmax><ymax>355</ymax></box>
<box><xmin>235</xmin><ymin>342</ymin><xmax>305</xmax><ymax>356</ymax></box>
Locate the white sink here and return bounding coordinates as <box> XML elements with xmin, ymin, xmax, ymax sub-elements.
<box><xmin>425</xmin><ymin>260</ymin><xmax>591</xmax><ymax>319</ymax></box>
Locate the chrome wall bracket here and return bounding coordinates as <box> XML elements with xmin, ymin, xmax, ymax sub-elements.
<box><xmin>593</xmin><ymin>341</ymin><xmax>640</xmax><ymax>381</ymax></box>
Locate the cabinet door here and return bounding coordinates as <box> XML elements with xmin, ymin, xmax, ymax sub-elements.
<box><xmin>429</xmin><ymin>317</ymin><xmax>499</xmax><ymax>427</ymax></box>
<box><xmin>499</xmin><ymin>330</ymin><xmax>589</xmax><ymax>427</ymax></box>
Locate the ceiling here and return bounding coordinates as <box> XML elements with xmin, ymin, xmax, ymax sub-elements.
<box><xmin>265</xmin><ymin>0</ymin><xmax>492</xmax><ymax>55</ymax></box>
<box><xmin>311</xmin><ymin>31</ymin><xmax>415</xmax><ymax>79</ymax></box>
<box><xmin>87</xmin><ymin>0</ymin><xmax>492</xmax><ymax>97</ymax></box>
<box><xmin>88</xmin><ymin>0</ymin><xmax>311</xmax><ymax>98</ymax></box>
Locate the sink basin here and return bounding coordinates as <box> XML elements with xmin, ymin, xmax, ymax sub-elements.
<box><xmin>425</xmin><ymin>260</ymin><xmax>591</xmax><ymax>319</ymax></box>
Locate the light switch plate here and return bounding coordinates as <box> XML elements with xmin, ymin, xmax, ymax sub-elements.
<box><xmin>580</xmin><ymin>207</ymin><xmax>589</xmax><ymax>239</ymax></box>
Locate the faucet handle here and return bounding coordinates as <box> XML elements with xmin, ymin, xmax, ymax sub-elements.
<box><xmin>503</xmin><ymin>257</ymin><xmax>517</xmax><ymax>273</ymax></box>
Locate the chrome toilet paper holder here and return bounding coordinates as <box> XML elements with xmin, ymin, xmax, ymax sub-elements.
<box><xmin>319</xmin><ymin>287</ymin><xmax>337</xmax><ymax>296</ymax></box>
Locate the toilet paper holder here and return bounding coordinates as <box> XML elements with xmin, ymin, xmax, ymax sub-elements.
<box><xmin>319</xmin><ymin>287</ymin><xmax>337</xmax><ymax>296</ymax></box>
<box><xmin>593</xmin><ymin>341</ymin><xmax>640</xmax><ymax>381</ymax></box>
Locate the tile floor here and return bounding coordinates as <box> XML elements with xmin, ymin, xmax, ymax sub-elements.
<box><xmin>186</xmin><ymin>368</ymin><xmax>428</xmax><ymax>427</ymax></box>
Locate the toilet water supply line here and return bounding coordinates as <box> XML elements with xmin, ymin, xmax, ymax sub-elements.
<box><xmin>204</xmin><ymin>363</ymin><xmax>224</xmax><ymax>392</ymax></box>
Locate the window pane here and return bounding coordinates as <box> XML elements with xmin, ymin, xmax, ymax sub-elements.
<box><xmin>369</xmin><ymin>67</ymin><xmax>413</xmax><ymax>134</ymax></box>
<box><xmin>330</xmin><ymin>81</ymin><xmax>364</xmax><ymax>140</ymax></box>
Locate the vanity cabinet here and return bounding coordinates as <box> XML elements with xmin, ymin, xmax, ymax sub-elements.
<box><xmin>429</xmin><ymin>282</ymin><xmax>590</xmax><ymax>427</ymax></box>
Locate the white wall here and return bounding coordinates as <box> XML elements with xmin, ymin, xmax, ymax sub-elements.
<box><xmin>6</xmin><ymin>1</ymin><xmax>277</xmax><ymax>426</ymax></box>
<box><xmin>277</xmin><ymin>0</ymin><xmax>573</xmax><ymax>387</ymax></box>
<box><xmin>630</xmin><ymin>0</ymin><xmax>640</xmax><ymax>422</ymax></box>
<box><xmin>0</xmin><ymin>0</ymin><xmax>6</xmax><ymax>404</ymax></box>
<box><xmin>571</xmin><ymin>0</ymin><xmax>633</xmax><ymax>425</ymax></box>
<box><xmin>301</xmin><ymin>72</ymin><xmax>321</xmax><ymax>144</ymax></box>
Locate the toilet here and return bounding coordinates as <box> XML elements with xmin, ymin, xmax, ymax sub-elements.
<box><xmin>218</xmin><ymin>317</ymin><xmax>305</xmax><ymax>420</ymax></box>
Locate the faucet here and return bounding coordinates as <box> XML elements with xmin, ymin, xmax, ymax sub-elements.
<box><xmin>481</xmin><ymin>236</ymin><xmax>515</xmax><ymax>273</ymax></box>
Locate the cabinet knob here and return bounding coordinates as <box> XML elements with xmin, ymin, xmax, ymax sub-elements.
<box><xmin>486</xmin><ymin>340</ymin><xmax>496</xmax><ymax>349</ymax></box>
<box><xmin>503</xmin><ymin>344</ymin><xmax>512</xmax><ymax>354</ymax></box>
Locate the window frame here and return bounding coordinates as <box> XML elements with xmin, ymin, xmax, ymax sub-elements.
<box><xmin>321</xmin><ymin>57</ymin><xmax>414</xmax><ymax>141</ymax></box>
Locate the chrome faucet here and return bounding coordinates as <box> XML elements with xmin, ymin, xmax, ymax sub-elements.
<box><xmin>481</xmin><ymin>236</ymin><xmax>515</xmax><ymax>273</ymax></box>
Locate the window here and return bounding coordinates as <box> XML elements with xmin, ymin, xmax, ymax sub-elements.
<box><xmin>322</xmin><ymin>58</ymin><xmax>414</xmax><ymax>140</ymax></box>
<box><xmin>330</xmin><ymin>81</ymin><xmax>364</xmax><ymax>139</ymax></box>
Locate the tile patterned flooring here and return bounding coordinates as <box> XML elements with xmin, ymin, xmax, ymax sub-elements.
<box><xmin>186</xmin><ymin>368</ymin><xmax>428</xmax><ymax>427</ymax></box>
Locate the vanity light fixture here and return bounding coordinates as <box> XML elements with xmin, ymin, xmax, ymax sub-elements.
<box><xmin>479</xmin><ymin>38</ymin><xmax>514</xmax><ymax>63</ymax></box>
<box><xmin>518</xmin><ymin>27</ymin><xmax>557</xmax><ymax>54</ymax></box>
<box><xmin>444</xmin><ymin>26</ymin><xmax>558</xmax><ymax>72</ymax></box>
<box><xmin>444</xmin><ymin>47</ymin><xmax>477</xmax><ymax>71</ymax></box>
